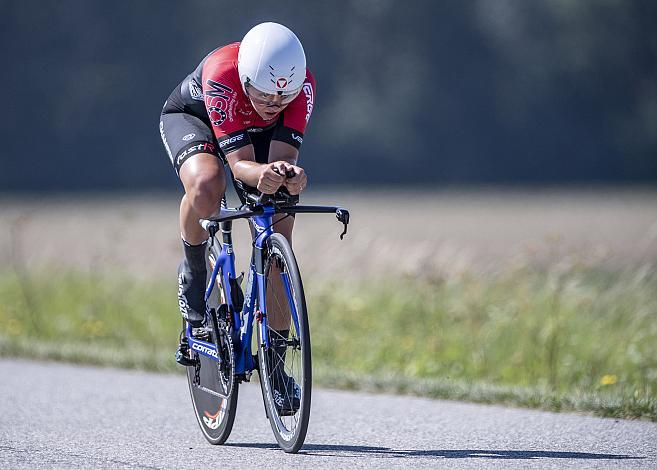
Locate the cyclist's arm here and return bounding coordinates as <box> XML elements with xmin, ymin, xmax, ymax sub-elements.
<box><xmin>268</xmin><ymin>141</ymin><xmax>299</xmax><ymax>165</ymax></box>
<box><xmin>225</xmin><ymin>139</ymin><xmax>299</xmax><ymax>182</ymax></box>
<box><xmin>227</xmin><ymin>146</ymin><xmax>266</xmax><ymax>186</ymax></box>
<box><xmin>227</xmin><ymin>146</ymin><xmax>288</xmax><ymax>193</ymax></box>
<box><xmin>268</xmin><ymin>141</ymin><xmax>306</xmax><ymax>195</ymax></box>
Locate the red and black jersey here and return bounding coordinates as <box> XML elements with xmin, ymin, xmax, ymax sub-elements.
<box><xmin>176</xmin><ymin>43</ymin><xmax>315</xmax><ymax>155</ymax></box>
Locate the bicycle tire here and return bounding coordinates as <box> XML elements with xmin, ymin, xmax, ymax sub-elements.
<box><xmin>257</xmin><ymin>233</ymin><xmax>311</xmax><ymax>453</ymax></box>
<box><xmin>185</xmin><ymin>242</ymin><xmax>239</xmax><ymax>445</ymax></box>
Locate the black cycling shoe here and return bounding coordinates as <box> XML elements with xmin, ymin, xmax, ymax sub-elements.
<box><xmin>177</xmin><ymin>259</ymin><xmax>207</xmax><ymax>327</ymax></box>
<box><xmin>175</xmin><ymin>325</ymin><xmax>213</xmax><ymax>367</ymax></box>
<box><xmin>175</xmin><ymin>331</ymin><xmax>197</xmax><ymax>367</ymax></box>
<box><xmin>266</xmin><ymin>331</ymin><xmax>301</xmax><ymax>416</ymax></box>
<box><xmin>272</xmin><ymin>372</ymin><xmax>301</xmax><ymax>416</ymax></box>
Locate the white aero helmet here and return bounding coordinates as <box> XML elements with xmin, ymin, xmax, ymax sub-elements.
<box><xmin>238</xmin><ymin>22</ymin><xmax>306</xmax><ymax>97</ymax></box>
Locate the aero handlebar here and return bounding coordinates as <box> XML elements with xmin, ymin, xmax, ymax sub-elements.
<box><xmin>200</xmin><ymin>179</ymin><xmax>350</xmax><ymax>239</ymax></box>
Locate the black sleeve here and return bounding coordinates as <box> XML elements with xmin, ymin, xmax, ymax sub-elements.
<box><xmin>271</xmin><ymin>122</ymin><xmax>304</xmax><ymax>150</ymax></box>
<box><xmin>217</xmin><ymin>129</ymin><xmax>251</xmax><ymax>155</ymax></box>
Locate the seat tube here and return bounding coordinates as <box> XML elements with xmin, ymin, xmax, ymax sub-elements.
<box><xmin>219</xmin><ymin>220</ymin><xmax>240</xmax><ymax>328</ymax></box>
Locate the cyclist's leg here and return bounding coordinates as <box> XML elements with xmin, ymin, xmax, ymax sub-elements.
<box><xmin>179</xmin><ymin>154</ymin><xmax>226</xmax><ymax>243</ymax></box>
<box><xmin>176</xmin><ymin>156</ymin><xmax>226</xmax><ymax>328</ymax></box>
<box><xmin>160</xmin><ymin>108</ymin><xmax>225</xmax><ymax>329</ymax></box>
<box><xmin>258</xmin><ymin>132</ymin><xmax>296</xmax><ymax>329</ymax></box>
<box><xmin>268</xmin><ymin>214</ymin><xmax>293</xmax><ymax>331</ymax></box>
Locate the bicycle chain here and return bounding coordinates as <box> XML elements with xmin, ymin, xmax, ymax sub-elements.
<box><xmin>194</xmin><ymin>355</ymin><xmax>201</xmax><ymax>386</ymax></box>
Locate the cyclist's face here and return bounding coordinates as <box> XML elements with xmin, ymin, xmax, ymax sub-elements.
<box><xmin>245</xmin><ymin>83</ymin><xmax>301</xmax><ymax>121</ymax></box>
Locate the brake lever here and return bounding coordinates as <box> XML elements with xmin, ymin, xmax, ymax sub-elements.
<box><xmin>336</xmin><ymin>208</ymin><xmax>350</xmax><ymax>240</ymax></box>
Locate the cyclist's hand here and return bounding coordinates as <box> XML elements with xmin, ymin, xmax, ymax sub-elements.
<box><xmin>282</xmin><ymin>165</ymin><xmax>307</xmax><ymax>195</ymax></box>
<box><xmin>257</xmin><ymin>162</ymin><xmax>287</xmax><ymax>194</ymax></box>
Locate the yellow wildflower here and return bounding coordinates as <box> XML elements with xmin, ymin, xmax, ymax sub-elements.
<box><xmin>600</xmin><ymin>374</ymin><xmax>618</xmax><ymax>386</ymax></box>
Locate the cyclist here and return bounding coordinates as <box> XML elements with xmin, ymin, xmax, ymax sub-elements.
<box><xmin>159</xmin><ymin>22</ymin><xmax>315</xmax><ymax>413</ymax></box>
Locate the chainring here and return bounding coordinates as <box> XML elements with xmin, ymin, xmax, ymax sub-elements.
<box><xmin>214</xmin><ymin>323</ymin><xmax>235</xmax><ymax>398</ymax></box>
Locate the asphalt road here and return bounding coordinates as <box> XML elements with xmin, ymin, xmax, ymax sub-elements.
<box><xmin>1</xmin><ymin>359</ymin><xmax>655</xmax><ymax>469</ymax></box>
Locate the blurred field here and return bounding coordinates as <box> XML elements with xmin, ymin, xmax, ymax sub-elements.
<box><xmin>1</xmin><ymin>188</ymin><xmax>657</xmax><ymax>279</ymax></box>
<box><xmin>1</xmin><ymin>188</ymin><xmax>656</xmax><ymax>419</ymax></box>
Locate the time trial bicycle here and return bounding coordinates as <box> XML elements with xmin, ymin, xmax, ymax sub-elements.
<box><xmin>176</xmin><ymin>179</ymin><xmax>350</xmax><ymax>453</ymax></box>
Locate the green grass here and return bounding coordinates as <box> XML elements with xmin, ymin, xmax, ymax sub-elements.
<box><xmin>0</xmin><ymin>264</ymin><xmax>655</xmax><ymax>420</ymax></box>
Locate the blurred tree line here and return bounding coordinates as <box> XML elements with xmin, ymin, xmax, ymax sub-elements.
<box><xmin>2</xmin><ymin>0</ymin><xmax>656</xmax><ymax>191</ymax></box>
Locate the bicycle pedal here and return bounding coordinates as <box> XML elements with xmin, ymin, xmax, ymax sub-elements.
<box><xmin>191</xmin><ymin>326</ymin><xmax>212</xmax><ymax>341</ymax></box>
<box><xmin>175</xmin><ymin>343</ymin><xmax>198</xmax><ymax>367</ymax></box>
<box><xmin>235</xmin><ymin>372</ymin><xmax>253</xmax><ymax>383</ymax></box>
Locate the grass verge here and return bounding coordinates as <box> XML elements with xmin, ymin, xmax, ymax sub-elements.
<box><xmin>0</xmin><ymin>265</ymin><xmax>655</xmax><ymax>420</ymax></box>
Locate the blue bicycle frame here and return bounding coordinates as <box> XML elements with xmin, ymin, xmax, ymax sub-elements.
<box><xmin>185</xmin><ymin>206</ymin><xmax>299</xmax><ymax>377</ymax></box>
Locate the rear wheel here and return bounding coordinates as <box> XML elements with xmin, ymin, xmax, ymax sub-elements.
<box><xmin>257</xmin><ymin>233</ymin><xmax>311</xmax><ymax>453</ymax></box>
<box><xmin>185</xmin><ymin>242</ymin><xmax>238</xmax><ymax>445</ymax></box>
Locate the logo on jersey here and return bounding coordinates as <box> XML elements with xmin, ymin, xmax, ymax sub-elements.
<box><xmin>182</xmin><ymin>133</ymin><xmax>195</xmax><ymax>141</ymax></box>
<box><xmin>205</xmin><ymin>80</ymin><xmax>233</xmax><ymax>99</ymax></box>
<box><xmin>303</xmin><ymin>83</ymin><xmax>314</xmax><ymax>122</ymax></box>
<box><xmin>205</xmin><ymin>80</ymin><xmax>235</xmax><ymax>126</ymax></box>
<box><xmin>276</xmin><ymin>77</ymin><xmax>288</xmax><ymax>89</ymax></box>
<box><xmin>189</xmin><ymin>80</ymin><xmax>203</xmax><ymax>101</ymax></box>
<box><xmin>208</xmin><ymin>107</ymin><xmax>227</xmax><ymax>126</ymax></box>
<box><xmin>291</xmin><ymin>133</ymin><xmax>303</xmax><ymax>144</ymax></box>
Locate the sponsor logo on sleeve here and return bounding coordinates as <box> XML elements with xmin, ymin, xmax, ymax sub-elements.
<box><xmin>219</xmin><ymin>134</ymin><xmax>244</xmax><ymax>148</ymax></box>
<box><xmin>182</xmin><ymin>133</ymin><xmax>195</xmax><ymax>141</ymax></box>
<box><xmin>291</xmin><ymin>133</ymin><xmax>303</xmax><ymax>144</ymax></box>
<box><xmin>189</xmin><ymin>79</ymin><xmax>204</xmax><ymax>101</ymax></box>
<box><xmin>303</xmin><ymin>83</ymin><xmax>314</xmax><ymax>122</ymax></box>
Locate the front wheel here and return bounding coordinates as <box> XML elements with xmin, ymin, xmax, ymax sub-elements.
<box><xmin>257</xmin><ymin>233</ymin><xmax>311</xmax><ymax>453</ymax></box>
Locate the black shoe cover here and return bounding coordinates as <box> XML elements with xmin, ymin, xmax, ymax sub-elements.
<box><xmin>177</xmin><ymin>259</ymin><xmax>206</xmax><ymax>328</ymax></box>
<box><xmin>267</xmin><ymin>331</ymin><xmax>301</xmax><ymax>416</ymax></box>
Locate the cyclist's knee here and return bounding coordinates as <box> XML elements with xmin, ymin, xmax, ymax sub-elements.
<box><xmin>189</xmin><ymin>175</ymin><xmax>225</xmax><ymax>217</ymax></box>
<box><xmin>179</xmin><ymin>154</ymin><xmax>226</xmax><ymax>218</ymax></box>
